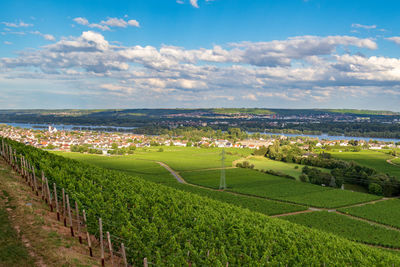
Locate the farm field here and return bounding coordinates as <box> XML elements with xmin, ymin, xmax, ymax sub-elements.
<box><xmin>236</xmin><ymin>156</ymin><xmax>329</xmax><ymax>179</ymax></box>
<box><xmin>181</xmin><ymin>168</ymin><xmax>380</xmax><ymax>208</ymax></box>
<box><xmin>339</xmin><ymin>199</ymin><xmax>400</xmax><ymax>229</ymax></box>
<box><xmin>129</xmin><ymin>146</ymin><xmax>251</xmax><ymax>171</ymax></box>
<box><xmin>53</xmin><ymin>152</ymin><xmax>177</xmax><ymax>185</ymax></box>
<box><xmin>330</xmin><ymin>150</ymin><xmax>400</xmax><ymax>179</ymax></box>
<box><xmin>56</xmin><ymin>152</ymin><xmax>307</xmax><ymax>216</ymax></box>
<box><xmin>10</xmin><ymin>139</ymin><xmax>400</xmax><ymax>265</ymax></box>
<box><xmin>283</xmin><ymin>211</ymin><xmax>400</xmax><ymax>248</ymax></box>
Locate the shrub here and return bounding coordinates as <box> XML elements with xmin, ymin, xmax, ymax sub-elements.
<box><xmin>369</xmin><ymin>183</ymin><xmax>383</xmax><ymax>196</ymax></box>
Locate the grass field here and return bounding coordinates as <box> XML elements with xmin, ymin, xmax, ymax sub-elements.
<box><xmin>56</xmin><ymin>152</ymin><xmax>307</xmax><ymax>216</ymax></box>
<box><xmin>283</xmin><ymin>211</ymin><xmax>400</xmax><ymax>248</ymax></box>
<box><xmin>236</xmin><ymin>156</ymin><xmax>329</xmax><ymax>179</ymax></box>
<box><xmin>54</xmin><ymin>152</ymin><xmax>177</xmax><ymax>185</ymax></box>
<box><xmin>331</xmin><ymin>150</ymin><xmax>400</xmax><ymax>179</ymax></box>
<box><xmin>181</xmin><ymin>168</ymin><xmax>380</xmax><ymax>208</ymax></box>
<box><xmin>339</xmin><ymin>199</ymin><xmax>400</xmax><ymax>229</ymax></box>
<box><xmin>120</xmin><ymin>146</ymin><xmax>251</xmax><ymax>171</ymax></box>
<box><xmin>131</xmin><ymin>146</ymin><xmax>252</xmax><ymax>171</ymax></box>
<box><xmin>56</xmin><ymin>149</ymin><xmax>381</xmax><ymax>208</ymax></box>
<box><xmin>392</xmin><ymin>157</ymin><xmax>400</xmax><ymax>165</ymax></box>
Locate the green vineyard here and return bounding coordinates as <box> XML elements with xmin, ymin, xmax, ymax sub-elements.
<box><xmin>2</xmin><ymin>137</ymin><xmax>400</xmax><ymax>265</ymax></box>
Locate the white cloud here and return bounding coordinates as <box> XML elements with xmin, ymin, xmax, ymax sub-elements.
<box><xmin>176</xmin><ymin>0</ymin><xmax>184</xmax><ymax>4</ymax></box>
<box><xmin>242</xmin><ymin>94</ymin><xmax>257</xmax><ymax>101</ymax></box>
<box><xmin>2</xmin><ymin>21</ymin><xmax>33</xmax><ymax>27</ymax></box>
<box><xmin>386</xmin><ymin>37</ymin><xmax>400</xmax><ymax>45</ymax></box>
<box><xmin>73</xmin><ymin>17</ymin><xmax>89</xmax><ymax>25</ymax></box>
<box><xmin>73</xmin><ymin>17</ymin><xmax>140</xmax><ymax>31</ymax></box>
<box><xmin>31</xmin><ymin>31</ymin><xmax>55</xmax><ymax>41</ymax></box>
<box><xmin>3</xmin><ymin>41</ymin><xmax>12</xmax><ymax>45</ymax></box>
<box><xmin>43</xmin><ymin>34</ymin><xmax>55</xmax><ymax>41</ymax></box>
<box><xmin>190</xmin><ymin>0</ymin><xmax>199</xmax><ymax>8</ymax></box>
<box><xmin>127</xmin><ymin>20</ymin><xmax>140</xmax><ymax>27</ymax></box>
<box><xmin>88</xmin><ymin>23</ymin><xmax>110</xmax><ymax>31</ymax></box>
<box><xmin>1</xmin><ymin>33</ymin><xmax>399</xmax><ymax>106</ymax></box>
<box><xmin>100</xmin><ymin>83</ymin><xmax>135</xmax><ymax>93</ymax></box>
<box><xmin>351</xmin><ymin>23</ymin><xmax>377</xmax><ymax>30</ymax></box>
<box><xmin>101</xmin><ymin>18</ymin><xmax>128</xmax><ymax>27</ymax></box>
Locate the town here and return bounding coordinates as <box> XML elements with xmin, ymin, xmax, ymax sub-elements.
<box><xmin>1</xmin><ymin>124</ymin><xmax>399</xmax><ymax>155</ymax></box>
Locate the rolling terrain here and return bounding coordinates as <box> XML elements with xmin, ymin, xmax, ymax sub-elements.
<box><xmin>5</xmin><ymin>138</ymin><xmax>400</xmax><ymax>265</ymax></box>
<box><xmin>55</xmin><ymin>146</ymin><xmax>400</xmax><ymax>254</ymax></box>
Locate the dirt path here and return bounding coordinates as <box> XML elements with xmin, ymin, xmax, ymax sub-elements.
<box><xmin>156</xmin><ymin>160</ymin><xmax>399</xmax><ymax>213</ymax></box>
<box><xmin>387</xmin><ymin>156</ymin><xmax>400</xmax><ymax>166</ymax></box>
<box><xmin>270</xmin><ymin>209</ymin><xmax>316</xmax><ymax>218</ymax></box>
<box><xmin>157</xmin><ymin>161</ymin><xmax>186</xmax><ymax>184</ymax></box>
<box><xmin>0</xmin><ymin>159</ymin><xmax>100</xmax><ymax>266</ymax></box>
<box><xmin>335</xmin><ymin>210</ymin><xmax>400</xmax><ymax>232</ymax></box>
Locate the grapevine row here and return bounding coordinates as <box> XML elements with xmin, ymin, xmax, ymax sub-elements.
<box><xmin>1</xmin><ymin>137</ymin><xmax>400</xmax><ymax>266</ymax></box>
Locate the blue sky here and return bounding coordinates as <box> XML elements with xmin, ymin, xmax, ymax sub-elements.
<box><xmin>1</xmin><ymin>0</ymin><xmax>400</xmax><ymax>110</ymax></box>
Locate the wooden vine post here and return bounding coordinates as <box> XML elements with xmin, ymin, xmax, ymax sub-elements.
<box><xmin>75</xmin><ymin>201</ymin><xmax>82</xmax><ymax>244</ymax></box>
<box><xmin>66</xmin><ymin>194</ymin><xmax>74</xmax><ymax>237</ymax></box>
<box><xmin>99</xmin><ymin>218</ymin><xmax>105</xmax><ymax>266</ymax></box>
<box><xmin>107</xmin><ymin>231</ymin><xmax>114</xmax><ymax>267</ymax></box>
<box><xmin>82</xmin><ymin>210</ymin><xmax>93</xmax><ymax>257</ymax></box>
<box><xmin>53</xmin><ymin>183</ymin><xmax>60</xmax><ymax>221</ymax></box>
<box><xmin>32</xmin><ymin>166</ymin><xmax>38</xmax><ymax>195</ymax></box>
<box><xmin>30</xmin><ymin>165</ymin><xmax>34</xmax><ymax>191</ymax></box>
<box><xmin>41</xmin><ymin>171</ymin><xmax>45</xmax><ymax>200</ymax></box>
<box><xmin>62</xmin><ymin>188</ymin><xmax>66</xmax><ymax>226</ymax></box>
<box><xmin>45</xmin><ymin>177</ymin><xmax>53</xmax><ymax>212</ymax></box>
<box><xmin>144</xmin><ymin>257</ymin><xmax>148</xmax><ymax>267</ymax></box>
<box><xmin>121</xmin><ymin>243</ymin><xmax>128</xmax><ymax>267</ymax></box>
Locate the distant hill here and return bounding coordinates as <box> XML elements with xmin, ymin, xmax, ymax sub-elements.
<box><xmin>212</xmin><ymin>108</ymin><xmax>275</xmax><ymax>115</ymax></box>
<box><xmin>322</xmin><ymin>109</ymin><xmax>400</xmax><ymax>116</ymax></box>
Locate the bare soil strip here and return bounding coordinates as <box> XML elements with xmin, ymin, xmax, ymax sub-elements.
<box><xmin>0</xmin><ymin>159</ymin><xmax>100</xmax><ymax>266</ymax></box>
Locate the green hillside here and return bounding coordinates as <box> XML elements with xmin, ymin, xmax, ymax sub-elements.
<box><xmin>3</xmin><ymin>138</ymin><xmax>400</xmax><ymax>265</ymax></box>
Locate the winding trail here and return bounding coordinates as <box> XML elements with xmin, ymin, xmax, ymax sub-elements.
<box><xmin>387</xmin><ymin>156</ymin><xmax>400</xmax><ymax>166</ymax></box>
<box><xmin>335</xmin><ymin>210</ymin><xmax>400</xmax><ymax>233</ymax></box>
<box><xmin>270</xmin><ymin>209</ymin><xmax>315</xmax><ymax>218</ymax></box>
<box><xmin>156</xmin><ymin>161</ymin><xmax>186</xmax><ymax>184</ymax></box>
<box><xmin>156</xmin><ymin>160</ymin><xmax>396</xmax><ymax>212</ymax></box>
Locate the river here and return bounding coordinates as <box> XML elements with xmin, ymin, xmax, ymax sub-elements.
<box><xmin>2</xmin><ymin>122</ymin><xmax>399</xmax><ymax>142</ymax></box>
<box><xmin>0</xmin><ymin>122</ymin><xmax>137</xmax><ymax>132</ymax></box>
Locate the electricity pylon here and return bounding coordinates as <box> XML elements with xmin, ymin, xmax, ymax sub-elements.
<box><xmin>219</xmin><ymin>149</ymin><xmax>226</xmax><ymax>190</ymax></box>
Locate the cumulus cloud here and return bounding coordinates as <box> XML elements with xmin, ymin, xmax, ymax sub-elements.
<box><xmin>351</xmin><ymin>23</ymin><xmax>377</xmax><ymax>30</ymax></box>
<box><xmin>386</xmin><ymin>37</ymin><xmax>400</xmax><ymax>45</ymax></box>
<box><xmin>1</xmin><ymin>32</ymin><xmax>399</xmax><ymax>106</ymax></box>
<box><xmin>73</xmin><ymin>17</ymin><xmax>140</xmax><ymax>31</ymax></box>
<box><xmin>2</xmin><ymin>21</ymin><xmax>33</xmax><ymax>27</ymax></box>
<box><xmin>31</xmin><ymin>31</ymin><xmax>55</xmax><ymax>41</ymax></box>
<box><xmin>3</xmin><ymin>41</ymin><xmax>12</xmax><ymax>45</ymax></box>
<box><xmin>242</xmin><ymin>94</ymin><xmax>257</xmax><ymax>101</ymax></box>
<box><xmin>47</xmin><ymin>31</ymin><xmax>109</xmax><ymax>52</ymax></box>
<box><xmin>190</xmin><ymin>0</ymin><xmax>199</xmax><ymax>8</ymax></box>
<box><xmin>73</xmin><ymin>17</ymin><xmax>89</xmax><ymax>25</ymax></box>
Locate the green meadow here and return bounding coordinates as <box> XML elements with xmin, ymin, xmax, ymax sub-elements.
<box><xmin>330</xmin><ymin>150</ymin><xmax>400</xmax><ymax>179</ymax></box>
<box><xmin>54</xmin><ymin>147</ymin><xmax>400</xmax><ymax>252</ymax></box>
<box><xmin>236</xmin><ymin>156</ymin><xmax>329</xmax><ymax>179</ymax></box>
<box><xmin>181</xmin><ymin>168</ymin><xmax>380</xmax><ymax>208</ymax></box>
<box><xmin>284</xmin><ymin>211</ymin><xmax>400</xmax><ymax>248</ymax></box>
<box><xmin>55</xmin><ymin>151</ymin><xmax>307</xmax><ymax>216</ymax></box>
<box><xmin>339</xmin><ymin>199</ymin><xmax>400</xmax><ymax>229</ymax></box>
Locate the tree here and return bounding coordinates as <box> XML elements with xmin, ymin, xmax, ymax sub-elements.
<box><xmin>369</xmin><ymin>183</ymin><xmax>383</xmax><ymax>195</ymax></box>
